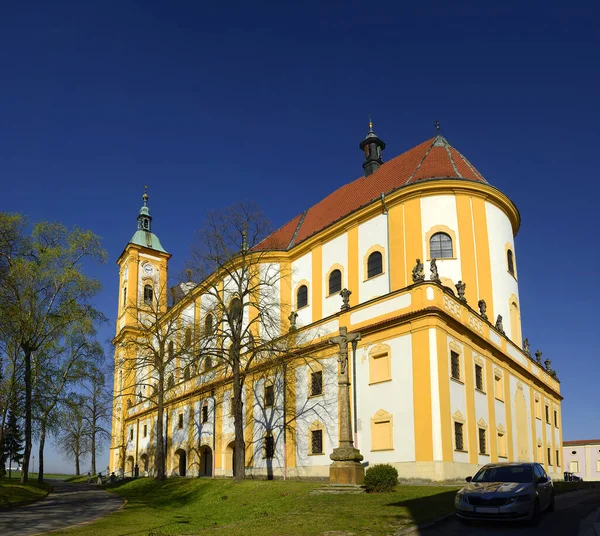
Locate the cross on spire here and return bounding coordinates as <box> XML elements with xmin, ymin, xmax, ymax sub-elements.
<box><xmin>434</xmin><ymin>120</ymin><xmax>442</xmax><ymax>135</ymax></box>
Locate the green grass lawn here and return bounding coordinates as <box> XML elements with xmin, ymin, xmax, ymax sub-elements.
<box><xmin>0</xmin><ymin>478</ymin><xmax>51</xmax><ymax>509</ymax></box>
<box><xmin>9</xmin><ymin>471</ymin><xmax>73</xmax><ymax>481</ymax></box>
<box><xmin>51</xmin><ymin>478</ymin><xmax>460</xmax><ymax>536</ymax></box>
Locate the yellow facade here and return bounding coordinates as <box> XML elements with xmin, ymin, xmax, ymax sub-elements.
<box><xmin>111</xmin><ymin>136</ymin><xmax>562</xmax><ymax>481</ymax></box>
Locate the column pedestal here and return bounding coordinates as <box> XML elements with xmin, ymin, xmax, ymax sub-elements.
<box><xmin>329</xmin><ymin>446</ymin><xmax>364</xmax><ymax>485</ymax></box>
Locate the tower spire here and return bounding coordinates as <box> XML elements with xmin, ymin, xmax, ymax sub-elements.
<box><xmin>137</xmin><ymin>186</ymin><xmax>152</xmax><ymax>232</ymax></box>
<box><xmin>359</xmin><ymin>117</ymin><xmax>386</xmax><ymax>176</ymax></box>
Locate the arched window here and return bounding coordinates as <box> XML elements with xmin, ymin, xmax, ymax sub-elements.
<box><xmin>204</xmin><ymin>356</ymin><xmax>213</xmax><ymax>371</ymax></box>
<box><xmin>122</xmin><ymin>287</ymin><xmax>127</xmax><ymax>307</ymax></box>
<box><xmin>167</xmin><ymin>375</ymin><xmax>174</xmax><ymax>389</ymax></box>
<box><xmin>328</xmin><ymin>269</ymin><xmax>342</xmax><ymax>295</ymax></box>
<box><xmin>297</xmin><ymin>285</ymin><xmax>308</xmax><ymax>308</ymax></box>
<box><xmin>183</xmin><ymin>366</ymin><xmax>190</xmax><ymax>381</ymax></box>
<box><xmin>507</xmin><ymin>249</ymin><xmax>515</xmax><ymax>276</ymax></box>
<box><xmin>143</xmin><ymin>284</ymin><xmax>153</xmax><ymax>305</ymax></box>
<box><xmin>184</xmin><ymin>327</ymin><xmax>192</xmax><ymax>347</ymax></box>
<box><xmin>429</xmin><ymin>232</ymin><xmax>453</xmax><ymax>259</ymax></box>
<box><xmin>367</xmin><ymin>251</ymin><xmax>383</xmax><ymax>279</ymax></box>
<box><xmin>205</xmin><ymin>314</ymin><xmax>214</xmax><ymax>335</ymax></box>
<box><xmin>168</xmin><ymin>341</ymin><xmax>174</xmax><ymax>360</ymax></box>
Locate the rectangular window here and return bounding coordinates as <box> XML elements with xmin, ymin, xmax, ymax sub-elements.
<box><xmin>554</xmin><ymin>410</ymin><xmax>558</xmax><ymax>427</ymax></box>
<box><xmin>143</xmin><ymin>424</ymin><xmax>147</xmax><ymax>438</ymax></box>
<box><xmin>497</xmin><ymin>432</ymin><xmax>506</xmax><ymax>457</ymax></box>
<box><xmin>556</xmin><ymin>450</ymin><xmax>560</xmax><ymax>467</ymax></box>
<box><xmin>454</xmin><ymin>422</ymin><xmax>464</xmax><ymax>451</ymax></box>
<box><xmin>311</xmin><ymin>429</ymin><xmax>323</xmax><ymax>454</ymax></box>
<box><xmin>310</xmin><ymin>371</ymin><xmax>323</xmax><ymax>396</ymax></box>
<box><xmin>178</xmin><ymin>413</ymin><xmax>184</xmax><ymax>429</ymax></box>
<box><xmin>479</xmin><ymin>428</ymin><xmax>487</xmax><ymax>455</ymax></box>
<box><xmin>202</xmin><ymin>405</ymin><xmax>209</xmax><ymax>423</ymax></box>
<box><xmin>570</xmin><ymin>460</ymin><xmax>579</xmax><ymax>473</ymax></box>
<box><xmin>548</xmin><ymin>447</ymin><xmax>552</xmax><ymax>466</ymax></box>
<box><xmin>545</xmin><ymin>405</ymin><xmax>550</xmax><ymax>423</ymax></box>
<box><xmin>264</xmin><ymin>433</ymin><xmax>275</xmax><ymax>459</ymax></box>
<box><xmin>370</xmin><ymin>352</ymin><xmax>391</xmax><ymax>384</ymax></box>
<box><xmin>264</xmin><ymin>384</ymin><xmax>275</xmax><ymax>407</ymax></box>
<box><xmin>495</xmin><ymin>375</ymin><xmax>503</xmax><ymax>400</ymax></box>
<box><xmin>451</xmin><ymin>351</ymin><xmax>460</xmax><ymax>381</ymax></box>
<box><xmin>475</xmin><ymin>364</ymin><xmax>483</xmax><ymax>391</ymax></box>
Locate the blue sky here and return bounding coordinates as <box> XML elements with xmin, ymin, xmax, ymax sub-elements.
<box><xmin>1</xmin><ymin>2</ymin><xmax>599</xmax><ymax>473</ymax></box>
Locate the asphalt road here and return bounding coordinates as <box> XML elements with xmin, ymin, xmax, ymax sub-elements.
<box><xmin>0</xmin><ymin>479</ymin><xmax>125</xmax><ymax>536</ymax></box>
<box><xmin>416</xmin><ymin>488</ymin><xmax>600</xmax><ymax>535</ymax></box>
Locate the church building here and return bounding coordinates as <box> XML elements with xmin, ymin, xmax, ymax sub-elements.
<box><xmin>110</xmin><ymin>123</ymin><xmax>563</xmax><ymax>481</ymax></box>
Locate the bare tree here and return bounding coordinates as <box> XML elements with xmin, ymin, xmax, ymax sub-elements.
<box><xmin>55</xmin><ymin>395</ymin><xmax>91</xmax><ymax>476</ymax></box>
<box><xmin>80</xmin><ymin>363</ymin><xmax>112</xmax><ymax>475</ymax></box>
<box><xmin>188</xmin><ymin>202</ymin><xmax>326</xmax><ymax>481</ymax></box>
<box><xmin>116</xmin><ymin>281</ymin><xmax>195</xmax><ymax>480</ymax></box>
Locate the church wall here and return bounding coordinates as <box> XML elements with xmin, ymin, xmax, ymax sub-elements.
<box><xmin>495</xmin><ymin>396</ymin><xmax>507</xmax><ymax>454</ymax></box>
<box><xmin>429</xmin><ymin>328</ymin><xmax>443</xmax><ymax>462</ymax></box>
<box><xmin>321</xmin><ymin>233</ymin><xmax>348</xmax><ymax>317</ymax></box>
<box><xmin>354</xmin><ymin>333</ymin><xmax>415</xmax><ymax>465</ymax></box>
<box><xmin>294</xmin><ymin>357</ymin><xmax>338</xmax><ymax>474</ymax></box>
<box><xmin>485</xmin><ymin>201</ymin><xmax>520</xmax><ymax>343</ymax></box>
<box><xmin>358</xmin><ymin>213</ymin><xmax>389</xmax><ymax>303</ymax></box>
<box><xmin>259</xmin><ymin>263</ymin><xmax>281</xmax><ymax>340</ymax></box>
<box><xmin>509</xmin><ymin>374</ymin><xmax>533</xmax><ymax>463</ymax></box>
<box><xmin>251</xmin><ymin>373</ymin><xmax>285</xmax><ymax>471</ymax></box>
<box><xmin>420</xmin><ymin>195</ymin><xmax>462</xmax><ymax>287</ymax></box>
<box><xmin>291</xmin><ymin>252</ymin><xmax>312</xmax><ymax>328</ymax></box>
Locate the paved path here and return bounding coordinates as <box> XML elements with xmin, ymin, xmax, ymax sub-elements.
<box><xmin>0</xmin><ymin>480</ymin><xmax>125</xmax><ymax>536</ymax></box>
<box><xmin>415</xmin><ymin>488</ymin><xmax>600</xmax><ymax>535</ymax></box>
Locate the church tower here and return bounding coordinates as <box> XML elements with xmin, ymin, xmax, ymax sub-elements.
<box><xmin>115</xmin><ymin>188</ymin><xmax>171</xmax><ymax>335</ymax></box>
<box><xmin>111</xmin><ymin>188</ymin><xmax>171</xmax><ymax>474</ymax></box>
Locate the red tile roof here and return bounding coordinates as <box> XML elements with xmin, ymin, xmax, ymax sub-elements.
<box><xmin>563</xmin><ymin>439</ymin><xmax>600</xmax><ymax>446</ymax></box>
<box><xmin>258</xmin><ymin>135</ymin><xmax>488</xmax><ymax>251</ymax></box>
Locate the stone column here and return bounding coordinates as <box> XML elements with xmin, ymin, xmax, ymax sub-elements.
<box><xmin>328</xmin><ymin>326</ymin><xmax>364</xmax><ymax>485</ymax></box>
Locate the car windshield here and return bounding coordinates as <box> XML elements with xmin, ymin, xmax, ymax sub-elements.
<box><xmin>472</xmin><ymin>465</ymin><xmax>534</xmax><ymax>483</ymax></box>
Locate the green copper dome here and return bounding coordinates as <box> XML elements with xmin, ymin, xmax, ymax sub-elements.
<box><xmin>129</xmin><ymin>189</ymin><xmax>168</xmax><ymax>253</ymax></box>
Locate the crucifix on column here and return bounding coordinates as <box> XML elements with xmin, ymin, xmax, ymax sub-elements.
<box><xmin>328</xmin><ymin>326</ymin><xmax>364</xmax><ymax>485</ymax></box>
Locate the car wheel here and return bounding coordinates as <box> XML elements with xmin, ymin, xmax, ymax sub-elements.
<box><xmin>548</xmin><ymin>492</ymin><xmax>555</xmax><ymax>512</ymax></box>
<box><xmin>528</xmin><ymin>499</ymin><xmax>541</xmax><ymax>526</ymax></box>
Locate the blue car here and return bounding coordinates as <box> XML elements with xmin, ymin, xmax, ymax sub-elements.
<box><xmin>455</xmin><ymin>462</ymin><xmax>554</xmax><ymax>524</ymax></box>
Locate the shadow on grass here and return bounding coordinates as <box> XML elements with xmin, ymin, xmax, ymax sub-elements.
<box><xmin>106</xmin><ymin>477</ymin><xmax>213</xmax><ymax>509</ymax></box>
<box><xmin>385</xmin><ymin>490</ymin><xmax>458</xmax><ymax>526</ymax></box>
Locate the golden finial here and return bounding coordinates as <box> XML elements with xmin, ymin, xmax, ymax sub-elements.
<box><xmin>368</xmin><ymin>114</ymin><xmax>373</xmax><ymax>131</ymax></box>
<box><xmin>142</xmin><ymin>184</ymin><xmax>149</xmax><ymax>204</ymax></box>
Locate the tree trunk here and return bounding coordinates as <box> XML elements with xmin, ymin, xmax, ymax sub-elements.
<box><xmin>75</xmin><ymin>436</ymin><xmax>80</xmax><ymax>475</ymax></box>
<box><xmin>155</xmin><ymin>387</ymin><xmax>165</xmax><ymax>480</ymax></box>
<box><xmin>91</xmin><ymin>411</ymin><xmax>96</xmax><ymax>475</ymax></box>
<box><xmin>232</xmin><ymin>367</ymin><xmax>246</xmax><ymax>481</ymax></box>
<box><xmin>20</xmin><ymin>350</ymin><xmax>32</xmax><ymax>483</ymax></box>
<box><xmin>38</xmin><ymin>419</ymin><xmax>46</xmax><ymax>483</ymax></box>
<box><xmin>282</xmin><ymin>363</ymin><xmax>287</xmax><ymax>481</ymax></box>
